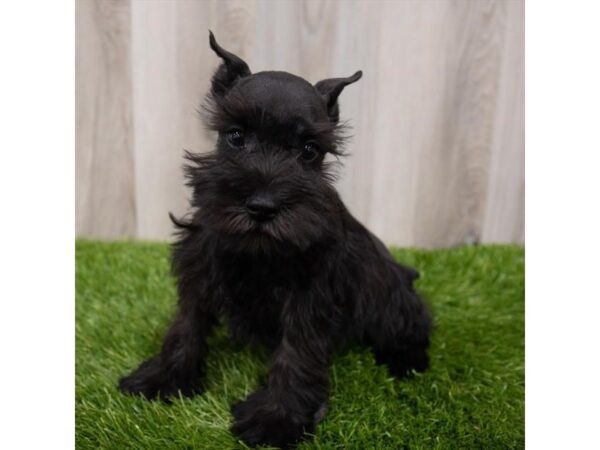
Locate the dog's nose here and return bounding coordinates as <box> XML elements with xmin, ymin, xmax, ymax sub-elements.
<box><xmin>246</xmin><ymin>194</ymin><xmax>280</xmax><ymax>221</ymax></box>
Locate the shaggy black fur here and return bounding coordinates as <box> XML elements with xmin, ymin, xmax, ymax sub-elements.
<box><xmin>119</xmin><ymin>31</ymin><xmax>432</xmax><ymax>449</ymax></box>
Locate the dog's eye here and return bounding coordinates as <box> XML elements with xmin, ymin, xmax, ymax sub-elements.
<box><xmin>226</xmin><ymin>128</ymin><xmax>245</xmax><ymax>149</ymax></box>
<box><xmin>301</xmin><ymin>142</ymin><xmax>321</xmax><ymax>163</ymax></box>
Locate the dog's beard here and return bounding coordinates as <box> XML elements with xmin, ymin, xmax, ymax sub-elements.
<box><xmin>200</xmin><ymin>201</ymin><xmax>336</xmax><ymax>253</ymax></box>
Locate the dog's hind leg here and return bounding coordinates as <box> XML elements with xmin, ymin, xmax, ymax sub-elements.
<box><xmin>364</xmin><ymin>280</ymin><xmax>432</xmax><ymax>379</ymax></box>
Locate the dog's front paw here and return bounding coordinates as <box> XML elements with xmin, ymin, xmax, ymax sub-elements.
<box><xmin>230</xmin><ymin>389</ymin><xmax>312</xmax><ymax>449</ymax></box>
<box><xmin>118</xmin><ymin>356</ymin><xmax>202</xmax><ymax>401</ymax></box>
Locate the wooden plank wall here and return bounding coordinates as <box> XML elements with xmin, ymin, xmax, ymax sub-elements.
<box><xmin>76</xmin><ymin>0</ymin><xmax>524</xmax><ymax>248</ymax></box>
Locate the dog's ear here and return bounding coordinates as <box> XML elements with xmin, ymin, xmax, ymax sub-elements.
<box><xmin>315</xmin><ymin>71</ymin><xmax>362</xmax><ymax>122</ymax></box>
<box><xmin>208</xmin><ymin>31</ymin><xmax>251</xmax><ymax>96</ymax></box>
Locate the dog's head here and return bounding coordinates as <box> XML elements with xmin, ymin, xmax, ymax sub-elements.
<box><xmin>183</xmin><ymin>32</ymin><xmax>362</xmax><ymax>253</ymax></box>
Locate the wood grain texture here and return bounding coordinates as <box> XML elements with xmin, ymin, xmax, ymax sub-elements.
<box><xmin>76</xmin><ymin>0</ymin><xmax>136</xmax><ymax>238</ymax></box>
<box><xmin>76</xmin><ymin>0</ymin><xmax>524</xmax><ymax>247</ymax></box>
<box><xmin>482</xmin><ymin>0</ymin><xmax>525</xmax><ymax>243</ymax></box>
<box><xmin>410</xmin><ymin>0</ymin><xmax>509</xmax><ymax>248</ymax></box>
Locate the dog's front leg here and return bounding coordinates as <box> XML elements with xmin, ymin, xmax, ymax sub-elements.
<box><xmin>118</xmin><ymin>279</ymin><xmax>215</xmax><ymax>401</ymax></box>
<box><xmin>231</xmin><ymin>294</ymin><xmax>334</xmax><ymax>448</ymax></box>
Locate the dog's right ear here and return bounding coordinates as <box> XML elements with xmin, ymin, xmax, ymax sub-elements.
<box><xmin>209</xmin><ymin>31</ymin><xmax>251</xmax><ymax>96</ymax></box>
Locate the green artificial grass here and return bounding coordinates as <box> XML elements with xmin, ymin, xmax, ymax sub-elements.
<box><xmin>76</xmin><ymin>241</ymin><xmax>524</xmax><ymax>450</ymax></box>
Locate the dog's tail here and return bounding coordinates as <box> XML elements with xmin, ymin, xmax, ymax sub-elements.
<box><xmin>168</xmin><ymin>212</ymin><xmax>198</xmax><ymax>230</ymax></box>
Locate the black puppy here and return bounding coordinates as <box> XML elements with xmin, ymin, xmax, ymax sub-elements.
<box><xmin>119</xmin><ymin>32</ymin><xmax>432</xmax><ymax>449</ymax></box>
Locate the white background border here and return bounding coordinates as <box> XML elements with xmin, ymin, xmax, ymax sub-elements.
<box><xmin>526</xmin><ymin>0</ymin><xmax>600</xmax><ymax>448</ymax></box>
<box><xmin>0</xmin><ymin>1</ymin><xmax>74</xmax><ymax>449</ymax></box>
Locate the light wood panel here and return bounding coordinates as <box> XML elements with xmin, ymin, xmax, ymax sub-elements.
<box><xmin>76</xmin><ymin>0</ymin><xmax>136</xmax><ymax>238</ymax></box>
<box><xmin>482</xmin><ymin>0</ymin><xmax>525</xmax><ymax>243</ymax></box>
<box><xmin>410</xmin><ymin>0</ymin><xmax>509</xmax><ymax>247</ymax></box>
<box><xmin>76</xmin><ymin>0</ymin><xmax>525</xmax><ymax>247</ymax></box>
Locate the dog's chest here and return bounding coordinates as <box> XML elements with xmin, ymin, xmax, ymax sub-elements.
<box><xmin>217</xmin><ymin>255</ymin><xmax>296</xmax><ymax>347</ymax></box>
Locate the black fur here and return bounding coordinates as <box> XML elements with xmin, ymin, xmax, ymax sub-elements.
<box><xmin>119</xmin><ymin>31</ymin><xmax>432</xmax><ymax>449</ymax></box>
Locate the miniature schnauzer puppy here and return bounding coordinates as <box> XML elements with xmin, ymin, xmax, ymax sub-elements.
<box><xmin>119</xmin><ymin>32</ymin><xmax>432</xmax><ymax>449</ymax></box>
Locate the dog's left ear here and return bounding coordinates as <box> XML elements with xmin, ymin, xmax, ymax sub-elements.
<box><xmin>209</xmin><ymin>31</ymin><xmax>251</xmax><ymax>96</ymax></box>
<box><xmin>315</xmin><ymin>71</ymin><xmax>362</xmax><ymax>122</ymax></box>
